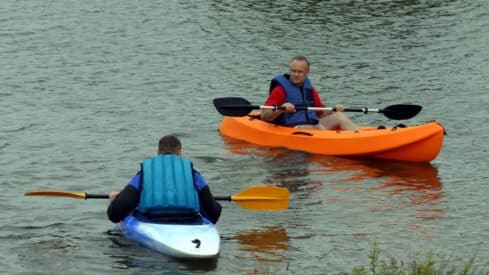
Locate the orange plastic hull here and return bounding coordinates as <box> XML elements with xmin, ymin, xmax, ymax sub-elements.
<box><xmin>218</xmin><ymin>116</ymin><xmax>445</xmax><ymax>162</ymax></box>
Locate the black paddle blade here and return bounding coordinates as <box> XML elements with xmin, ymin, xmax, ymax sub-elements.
<box><xmin>213</xmin><ymin>97</ymin><xmax>255</xmax><ymax>116</ymax></box>
<box><xmin>381</xmin><ymin>104</ymin><xmax>422</xmax><ymax>120</ymax></box>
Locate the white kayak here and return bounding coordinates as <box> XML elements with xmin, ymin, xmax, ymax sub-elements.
<box><xmin>120</xmin><ymin>215</ymin><xmax>220</xmax><ymax>259</ymax></box>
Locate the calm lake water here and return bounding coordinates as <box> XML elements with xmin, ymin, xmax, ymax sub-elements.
<box><xmin>1</xmin><ymin>0</ymin><xmax>489</xmax><ymax>273</ymax></box>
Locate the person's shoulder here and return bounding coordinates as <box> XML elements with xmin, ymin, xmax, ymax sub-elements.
<box><xmin>129</xmin><ymin>171</ymin><xmax>142</xmax><ymax>190</ymax></box>
<box><xmin>192</xmin><ymin>170</ymin><xmax>208</xmax><ymax>190</ymax></box>
<box><xmin>192</xmin><ymin>169</ymin><xmax>205</xmax><ymax>180</ymax></box>
<box><xmin>271</xmin><ymin>84</ymin><xmax>285</xmax><ymax>94</ymax></box>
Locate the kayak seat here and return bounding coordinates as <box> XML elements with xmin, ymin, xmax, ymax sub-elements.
<box><xmin>377</xmin><ymin>125</ymin><xmax>386</xmax><ymax>129</ymax></box>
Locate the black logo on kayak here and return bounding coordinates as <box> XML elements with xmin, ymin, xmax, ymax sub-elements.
<box><xmin>192</xmin><ymin>239</ymin><xmax>201</xmax><ymax>248</ymax></box>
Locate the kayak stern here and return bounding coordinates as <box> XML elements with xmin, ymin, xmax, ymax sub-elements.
<box><xmin>120</xmin><ymin>216</ymin><xmax>220</xmax><ymax>259</ymax></box>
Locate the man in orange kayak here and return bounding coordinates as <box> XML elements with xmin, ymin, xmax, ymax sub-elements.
<box><xmin>260</xmin><ymin>55</ymin><xmax>359</xmax><ymax>131</ymax></box>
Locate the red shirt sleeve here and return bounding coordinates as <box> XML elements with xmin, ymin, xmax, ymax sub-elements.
<box><xmin>264</xmin><ymin>85</ymin><xmax>286</xmax><ymax>106</ymax></box>
<box><xmin>312</xmin><ymin>88</ymin><xmax>326</xmax><ymax>116</ymax></box>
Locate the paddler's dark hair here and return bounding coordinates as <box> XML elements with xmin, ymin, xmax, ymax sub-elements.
<box><xmin>158</xmin><ymin>134</ymin><xmax>182</xmax><ymax>155</ymax></box>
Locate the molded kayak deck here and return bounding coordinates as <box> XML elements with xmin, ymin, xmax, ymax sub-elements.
<box><xmin>218</xmin><ymin>115</ymin><xmax>445</xmax><ymax>162</ymax></box>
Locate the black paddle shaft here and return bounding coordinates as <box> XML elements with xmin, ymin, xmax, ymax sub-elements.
<box><xmin>213</xmin><ymin>196</ymin><xmax>232</xmax><ymax>201</ymax></box>
<box><xmin>85</xmin><ymin>193</ymin><xmax>109</xmax><ymax>199</ymax></box>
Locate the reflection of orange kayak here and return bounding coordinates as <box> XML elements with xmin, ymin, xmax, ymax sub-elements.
<box><xmin>234</xmin><ymin>226</ymin><xmax>289</xmax><ymax>263</ymax></box>
<box><xmin>309</xmin><ymin>156</ymin><xmax>445</xmax><ymax>220</ymax></box>
<box><xmin>218</xmin><ymin>114</ymin><xmax>445</xmax><ymax>162</ymax></box>
<box><xmin>309</xmin><ymin>155</ymin><xmax>442</xmax><ymax>190</ymax></box>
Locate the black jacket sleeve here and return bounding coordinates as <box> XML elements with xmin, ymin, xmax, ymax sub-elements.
<box><xmin>107</xmin><ymin>184</ymin><xmax>140</xmax><ymax>223</ymax></box>
<box><xmin>198</xmin><ymin>185</ymin><xmax>222</xmax><ymax>224</ymax></box>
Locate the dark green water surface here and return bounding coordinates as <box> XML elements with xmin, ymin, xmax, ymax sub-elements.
<box><xmin>1</xmin><ymin>0</ymin><xmax>488</xmax><ymax>273</ymax></box>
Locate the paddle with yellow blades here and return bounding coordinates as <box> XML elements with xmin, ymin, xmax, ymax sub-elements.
<box><xmin>24</xmin><ymin>185</ymin><xmax>289</xmax><ymax>211</ymax></box>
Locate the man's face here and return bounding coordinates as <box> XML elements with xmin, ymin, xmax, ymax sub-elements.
<box><xmin>289</xmin><ymin>60</ymin><xmax>309</xmax><ymax>86</ymax></box>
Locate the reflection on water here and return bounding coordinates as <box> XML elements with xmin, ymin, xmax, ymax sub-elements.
<box><xmin>234</xmin><ymin>226</ymin><xmax>289</xmax><ymax>263</ymax></box>
<box><xmin>309</xmin><ymin>155</ymin><xmax>445</xmax><ymax>220</ymax></box>
<box><xmin>221</xmin><ymin>136</ymin><xmax>323</xmax><ymax>195</ymax></box>
<box><xmin>108</xmin><ymin>254</ymin><xmax>217</xmax><ymax>272</ymax></box>
<box><xmin>308</xmin><ymin>154</ymin><xmax>441</xmax><ymax>188</ymax></box>
<box><xmin>221</xmin><ymin>135</ymin><xmax>445</xmax><ymax>220</ymax></box>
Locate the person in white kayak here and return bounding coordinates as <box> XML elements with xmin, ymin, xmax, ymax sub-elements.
<box><xmin>107</xmin><ymin>134</ymin><xmax>222</xmax><ymax>224</ymax></box>
<box><xmin>261</xmin><ymin>55</ymin><xmax>359</xmax><ymax>131</ymax></box>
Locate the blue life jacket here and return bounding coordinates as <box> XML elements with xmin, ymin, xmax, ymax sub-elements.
<box><xmin>269</xmin><ymin>74</ymin><xmax>319</xmax><ymax>126</ymax></box>
<box><xmin>138</xmin><ymin>154</ymin><xmax>200</xmax><ymax>216</ymax></box>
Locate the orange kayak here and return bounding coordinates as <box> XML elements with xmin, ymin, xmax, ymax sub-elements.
<box><xmin>218</xmin><ymin>114</ymin><xmax>445</xmax><ymax>162</ymax></box>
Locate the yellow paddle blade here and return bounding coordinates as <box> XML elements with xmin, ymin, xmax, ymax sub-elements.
<box><xmin>231</xmin><ymin>186</ymin><xmax>289</xmax><ymax>211</ymax></box>
<box><xmin>24</xmin><ymin>190</ymin><xmax>87</xmax><ymax>199</ymax></box>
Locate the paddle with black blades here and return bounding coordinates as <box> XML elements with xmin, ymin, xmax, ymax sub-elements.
<box><xmin>24</xmin><ymin>185</ymin><xmax>289</xmax><ymax>211</ymax></box>
<box><xmin>213</xmin><ymin>97</ymin><xmax>422</xmax><ymax>120</ymax></box>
